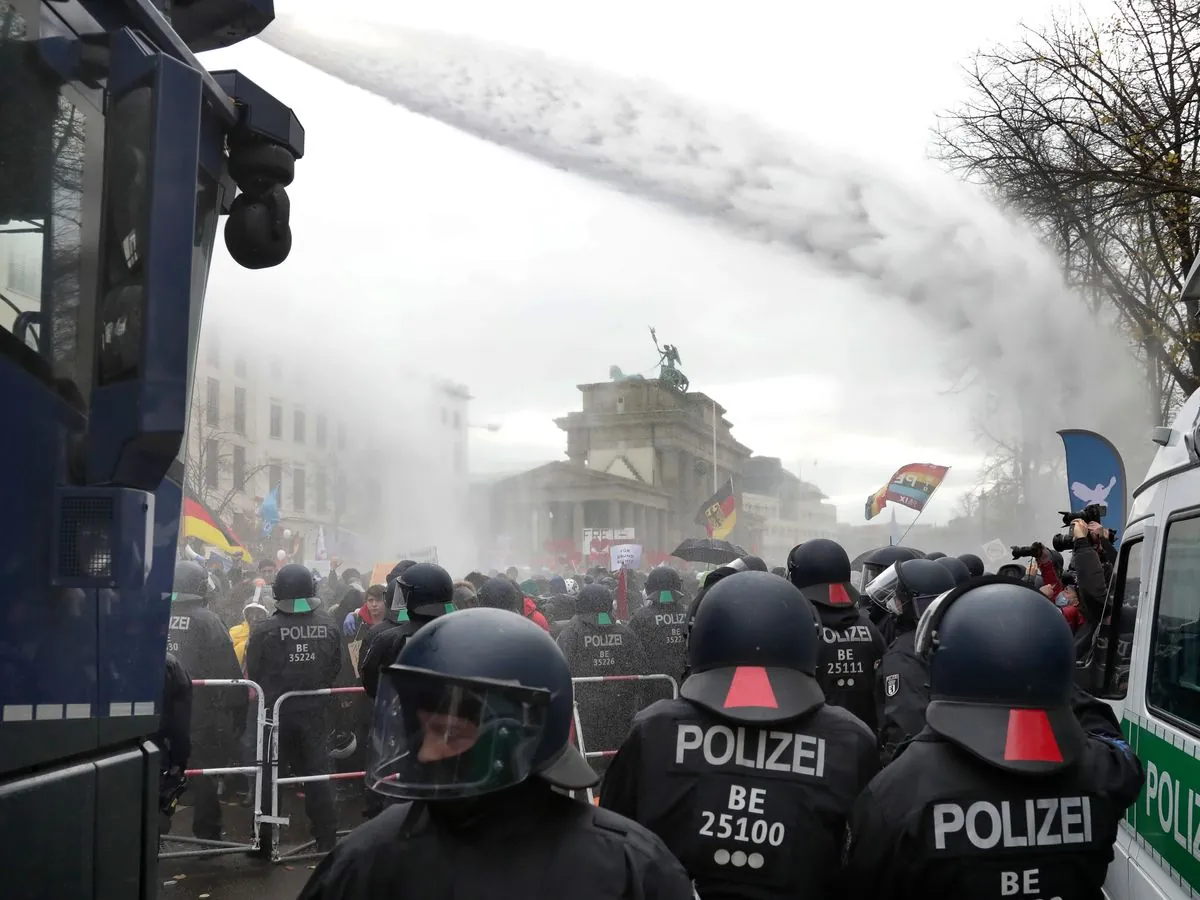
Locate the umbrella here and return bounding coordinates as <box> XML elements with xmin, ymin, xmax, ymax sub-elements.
<box><xmin>671</xmin><ymin>538</ymin><xmax>748</xmax><ymax>566</ymax></box>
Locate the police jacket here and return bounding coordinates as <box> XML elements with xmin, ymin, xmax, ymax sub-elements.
<box><xmin>359</xmin><ymin>618</ymin><xmax>424</xmax><ymax>699</ymax></box>
<box><xmin>813</xmin><ymin>604</ymin><xmax>886</xmax><ymax>733</ymax></box>
<box><xmin>167</xmin><ymin>598</ymin><xmax>248</xmax><ymax>735</ymax></box>
<box><xmin>157</xmin><ymin>653</ymin><xmax>193</xmax><ymax>772</ymax></box>
<box><xmin>628</xmin><ymin>591</ymin><xmax>689</xmax><ymax>684</ymax></box>
<box><xmin>245</xmin><ymin>608</ymin><xmax>343</xmax><ymax>716</ymax></box>
<box><xmin>601</xmin><ymin>697</ymin><xmax>879</xmax><ymax>900</ymax></box>
<box><xmin>557</xmin><ymin>614</ymin><xmax>648</xmax><ymax>755</ymax></box>
<box><xmin>876</xmin><ymin>627</ymin><xmax>930</xmax><ymax>764</ymax></box>
<box><xmin>295</xmin><ymin>778</ymin><xmax>695</xmax><ymax>900</ymax></box>
<box><xmin>842</xmin><ymin>692</ymin><xmax>1144</xmax><ymax>900</ymax></box>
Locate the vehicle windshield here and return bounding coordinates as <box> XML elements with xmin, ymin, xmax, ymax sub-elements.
<box><xmin>0</xmin><ymin>1</ymin><xmax>94</xmax><ymax>407</ymax></box>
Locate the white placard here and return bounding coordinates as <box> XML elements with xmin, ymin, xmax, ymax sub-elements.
<box><xmin>610</xmin><ymin>544</ymin><xmax>643</xmax><ymax>570</ymax></box>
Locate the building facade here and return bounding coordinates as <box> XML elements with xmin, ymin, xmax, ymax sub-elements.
<box><xmin>474</xmin><ymin>378</ymin><xmax>768</xmax><ymax>567</ymax></box>
<box><xmin>186</xmin><ymin>326</ymin><xmax>471</xmax><ymax>565</ymax></box>
<box><xmin>741</xmin><ymin>456</ymin><xmax>839</xmax><ymax>565</ymax></box>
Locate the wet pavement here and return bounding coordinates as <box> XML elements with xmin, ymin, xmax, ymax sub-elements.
<box><xmin>156</xmin><ymin>779</ymin><xmax>366</xmax><ymax>900</ymax></box>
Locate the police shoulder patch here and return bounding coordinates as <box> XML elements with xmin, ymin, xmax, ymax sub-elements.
<box><xmin>884</xmin><ymin>673</ymin><xmax>900</xmax><ymax>697</ymax></box>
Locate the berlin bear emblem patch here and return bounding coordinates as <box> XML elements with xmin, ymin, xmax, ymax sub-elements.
<box><xmin>884</xmin><ymin>674</ymin><xmax>900</xmax><ymax>697</ymax></box>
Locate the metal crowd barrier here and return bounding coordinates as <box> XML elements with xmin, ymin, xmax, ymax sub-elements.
<box><xmin>158</xmin><ymin>678</ymin><xmax>267</xmax><ymax>860</ymax></box>
<box><xmin>163</xmin><ymin>673</ymin><xmax>682</xmax><ymax>860</ymax></box>
<box><xmin>570</xmin><ymin>673</ymin><xmax>680</xmax><ymax>805</ymax></box>
<box><xmin>266</xmin><ymin>686</ymin><xmax>366</xmax><ymax>863</ymax></box>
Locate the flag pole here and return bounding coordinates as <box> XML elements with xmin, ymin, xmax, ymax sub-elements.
<box><xmin>712</xmin><ymin>398</ymin><xmax>718</xmax><ymax>493</ymax></box>
<box><xmin>897</xmin><ymin>480</ymin><xmax>947</xmax><ymax>545</ymax></box>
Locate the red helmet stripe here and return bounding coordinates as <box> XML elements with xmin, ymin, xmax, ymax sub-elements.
<box><xmin>1003</xmin><ymin>708</ymin><xmax>1063</xmax><ymax>762</ymax></box>
<box><xmin>723</xmin><ymin>666</ymin><xmax>780</xmax><ymax>709</ymax></box>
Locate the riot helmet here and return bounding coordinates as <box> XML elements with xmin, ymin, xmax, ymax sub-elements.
<box><xmin>392</xmin><ymin>563</ymin><xmax>456</xmax><ymax>620</ymax></box>
<box><xmin>935</xmin><ymin>555</ymin><xmax>972</xmax><ymax>586</ymax></box>
<box><xmin>957</xmin><ymin>553</ymin><xmax>985</xmax><ymax>578</ymax></box>
<box><xmin>786</xmin><ymin>539</ymin><xmax>856</xmax><ymax>607</ymax></box>
<box><xmin>925</xmin><ymin>551</ymin><xmax>947</xmax><ymax>560</ymax></box>
<box><xmin>172</xmin><ymin>560</ymin><xmax>215</xmax><ymax>604</ymax></box>
<box><xmin>865</xmin><ymin>558</ymin><xmax>956</xmax><ymax>620</ymax></box>
<box><xmin>368</xmin><ymin>607</ymin><xmax>597</xmax><ymax>800</ymax></box>
<box><xmin>645</xmin><ymin>566</ymin><xmax>683</xmax><ymax>595</ymax></box>
<box><xmin>915</xmin><ymin>577</ymin><xmax>1084</xmax><ymax>774</ymax></box>
<box><xmin>996</xmin><ymin>563</ymin><xmax>1025</xmax><ymax>581</ymax></box>
<box><xmin>576</xmin><ymin>583</ymin><xmax>614</xmax><ymax>617</ymax></box>
<box><xmin>739</xmin><ymin>555</ymin><xmax>768</xmax><ymax>572</ymax></box>
<box><xmin>475</xmin><ymin>577</ymin><xmax>521</xmax><ymax>613</ymax></box>
<box><xmin>273</xmin><ymin>563</ymin><xmax>321</xmax><ymax>614</ymax></box>
<box><xmin>856</xmin><ymin>545</ymin><xmax>923</xmax><ymax>593</ymax></box>
<box><xmin>683</xmin><ymin>571</ymin><xmax>824</xmax><ymax>724</ymax></box>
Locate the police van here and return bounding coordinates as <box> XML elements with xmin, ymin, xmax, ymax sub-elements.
<box><xmin>1095</xmin><ymin>382</ymin><xmax>1200</xmax><ymax>900</ymax></box>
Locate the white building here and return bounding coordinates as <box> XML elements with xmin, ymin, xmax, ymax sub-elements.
<box><xmin>186</xmin><ymin>325</ymin><xmax>472</xmax><ymax>567</ymax></box>
<box><xmin>740</xmin><ymin>457</ymin><xmax>838</xmax><ymax>565</ymax></box>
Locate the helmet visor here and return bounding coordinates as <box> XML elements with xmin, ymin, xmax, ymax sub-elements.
<box><xmin>367</xmin><ymin>666</ymin><xmax>551</xmax><ymax>801</ymax></box>
<box><xmin>858</xmin><ymin>561</ymin><xmax>890</xmax><ymax>594</ymax></box>
<box><xmin>864</xmin><ymin>563</ymin><xmax>901</xmax><ymax>612</ymax></box>
<box><xmin>914</xmin><ymin>588</ymin><xmax>956</xmax><ymax>657</ymax></box>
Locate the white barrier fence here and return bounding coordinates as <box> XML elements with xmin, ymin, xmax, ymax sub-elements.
<box><xmin>159</xmin><ymin>672</ymin><xmax>679</xmax><ymax>862</ymax></box>
<box><xmin>570</xmin><ymin>674</ymin><xmax>680</xmax><ymax>804</ymax></box>
<box><xmin>157</xmin><ymin>679</ymin><xmax>267</xmax><ymax>860</ymax></box>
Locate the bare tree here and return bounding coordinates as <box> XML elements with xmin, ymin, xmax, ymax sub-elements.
<box><xmin>935</xmin><ymin>0</ymin><xmax>1200</xmax><ymax>417</ymax></box>
<box><xmin>185</xmin><ymin>385</ymin><xmax>277</xmax><ymax>521</ymax></box>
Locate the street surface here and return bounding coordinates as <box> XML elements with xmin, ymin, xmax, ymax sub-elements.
<box><xmin>156</xmin><ymin>780</ymin><xmax>365</xmax><ymax>899</ymax></box>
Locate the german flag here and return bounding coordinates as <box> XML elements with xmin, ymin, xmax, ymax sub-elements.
<box><xmin>182</xmin><ymin>489</ymin><xmax>252</xmax><ymax>563</ymax></box>
<box><xmin>696</xmin><ymin>478</ymin><xmax>737</xmax><ymax>540</ymax></box>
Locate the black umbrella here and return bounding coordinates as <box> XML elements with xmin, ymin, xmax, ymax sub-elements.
<box><xmin>671</xmin><ymin>538</ymin><xmax>748</xmax><ymax>566</ymax></box>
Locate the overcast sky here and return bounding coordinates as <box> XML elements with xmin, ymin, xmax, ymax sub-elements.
<box><xmin>198</xmin><ymin>0</ymin><xmax>1115</xmax><ymax>524</ymax></box>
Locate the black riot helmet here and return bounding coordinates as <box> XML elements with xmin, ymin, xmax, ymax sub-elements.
<box><xmin>392</xmin><ymin>562</ymin><xmax>455</xmax><ymax>620</ymax></box>
<box><xmin>367</xmin><ymin>607</ymin><xmax>598</xmax><ymax>801</ymax></box>
<box><xmin>576</xmin><ymin>583</ymin><xmax>614</xmax><ymax>617</ymax></box>
<box><xmin>865</xmin><ymin>558</ymin><xmax>956</xmax><ymax>621</ymax></box>
<box><xmin>957</xmin><ymin>553</ymin><xmax>985</xmax><ymax>578</ymax></box>
<box><xmin>935</xmin><ymin>555</ymin><xmax>972</xmax><ymax>586</ymax></box>
<box><xmin>172</xmin><ymin>560</ymin><xmax>215</xmax><ymax>604</ymax></box>
<box><xmin>857</xmin><ymin>545</ymin><xmax>923</xmax><ymax>594</ymax></box>
<box><xmin>683</xmin><ymin>571</ymin><xmax>824</xmax><ymax>725</ymax></box>
<box><xmin>915</xmin><ymin>577</ymin><xmax>1085</xmax><ymax>774</ymax></box>
<box><xmin>925</xmin><ymin>551</ymin><xmax>947</xmax><ymax>560</ymax></box>
<box><xmin>273</xmin><ymin>563</ymin><xmax>321</xmax><ymax>614</ymax></box>
<box><xmin>786</xmin><ymin>539</ymin><xmax>857</xmax><ymax>608</ymax></box>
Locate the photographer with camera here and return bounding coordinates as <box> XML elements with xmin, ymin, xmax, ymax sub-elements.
<box><xmin>1012</xmin><ymin>505</ymin><xmax>1112</xmax><ymax>658</ymax></box>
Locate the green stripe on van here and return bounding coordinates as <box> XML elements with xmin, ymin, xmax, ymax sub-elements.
<box><xmin>1124</xmin><ymin>717</ymin><xmax>1200</xmax><ymax>890</ymax></box>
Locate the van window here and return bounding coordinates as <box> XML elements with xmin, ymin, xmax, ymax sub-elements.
<box><xmin>1147</xmin><ymin>515</ymin><xmax>1200</xmax><ymax>729</ymax></box>
<box><xmin>1095</xmin><ymin>537</ymin><xmax>1140</xmax><ymax>698</ymax></box>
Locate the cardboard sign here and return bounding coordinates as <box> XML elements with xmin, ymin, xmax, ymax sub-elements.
<box><xmin>981</xmin><ymin>538</ymin><xmax>1009</xmax><ymax>566</ymax></box>
<box><xmin>610</xmin><ymin>544</ymin><xmax>643</xmax><ymax>570</ymax></box>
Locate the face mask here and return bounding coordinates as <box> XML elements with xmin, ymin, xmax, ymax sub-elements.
<box><xmin>1055</xmin><ymin>592</ymin><xmax>1070</xmax><ymax>608</ymax></box>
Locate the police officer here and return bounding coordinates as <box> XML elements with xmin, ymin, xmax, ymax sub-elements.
<box><xmin>867</xmin><ymin>558</ymin><xmax>956</xmax><ymax>764</ymax></box>
<box><xmin>787</xmin><ymin>539</ymin><xmax>887</xmax><ymax>732</ymax></box>
<box><xmin>855</xmin><ymin>545</ymin><xmax>925</xmax><ymax>635</ymax></box>
<box><xmin>935</xmin><ymin>555</ymin><xmax>971</xmax><ymax>586</ymax></box>
<box><xmin>166</xmin><ymin>560</ymin><xmax>247</xmax><ymax>840</ymax></box>
<box><xmin>557</xmin><ymin>584</ymin><xmax>647</xmax><ymax>770</ymax></box>
<box><xmin>957</xmin><ymin>553</ymin><xmax>985</xmax><ymax>578</ymax></box>
<box><xmin>297</xmin><ymin>608</ymin><xmax>695</xmax><ymax>900</ymax></box>
<box><xmin>843</xmin><ymin>577</ymin><xmax>1144</xmax><ymax>900</ymax></box>
<box><xmin>627</xmin><ymin>566</ymin><xmax>689</xmax><ymax>683</ymax></box>
<box><xmin>245</xmin><ymin>563</ymin><xmax>343</xmax><ymax>851</ymax></box>
<box><xmin>157</xmin><ymin>652</ymin><xmax>193</xmax><ymax>837</ymax></box>
<box><xmin>359</xmin><ymin>562</ymin><xmax>455</xmax><ymax>701</ymax></box>
<box><xmin>602</xmin><ymin>571</ymin><xmax>879</xmax><ymax>900</ymax></box>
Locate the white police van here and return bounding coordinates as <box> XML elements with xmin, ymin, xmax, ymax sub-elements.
<box><xmin>1097</xmin><ymin>382</ymin><xmax>1200</xmax><ymax>900</ymax></box>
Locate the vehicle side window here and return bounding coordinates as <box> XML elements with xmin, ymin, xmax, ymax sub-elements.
<box><xmin>1147</xmin><ymin>516</ymin><xmax>1200</xmax><ymax>729</ymax></box>
<box><xmin>1095</xmin><ymin>538</ymin><xmax>1140</xmax><ymax>699</ymax></box>
<box><xmin>0</xmin><ymin>4</ymin><xmax>95</xmax><ymax>408</ymax></box>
